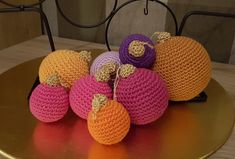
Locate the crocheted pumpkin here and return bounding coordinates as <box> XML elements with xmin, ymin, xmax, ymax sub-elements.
<box><xmin>39</xmin><ymin>50</ymin><xmax>91</xmax><ymax>89</ymax></box>
<box><xmin>87</xmin><ymin>94</ymin><xmax>130</xmax><ymax>145</ymax></box>
<box><xmin>152</xmin><ymin>32</ymin><xmax>212</xmax><ymax>101</ymax></box>
<box><xmin>30</xmin><ymin>75</ymin><xmax>69</xmax><ymax>122</ymax></box>
<box><xmin>116</xmin><ymin>64</ymin><xmax>169</xmax><ymax>125</ymax></box>
<box><xmin>69</xmin><ymin>71</ymin><xmax>113</xmax><ymax>119</ymax></box>
<box><xmin>119</xmin><ymin>34</ymin><xmax>156</xmax><ymax>68</ymax></box>
<box><xmin>90</xmin><ymin>51</ymin><xmax>121</xmax><ymax>75</ymax></box>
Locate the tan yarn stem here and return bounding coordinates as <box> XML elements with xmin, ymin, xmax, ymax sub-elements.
<box><xmin>95</xmin><ymin>62</ymin><xmax>119</xmax><ymax>82</ymax></box>
<box><xmin>150</xmin><ymin>32</ymin><xmax>171</xmax><ymax>43</ymax></box>
<box><xmin>45</xmin><ymin>74</ymin><xmax>61</xmax><ymax>86</ymax></box>
<box><xmin>103</xmin><ymin>61</ymin><xmax>118</xmax><ymax>75</ymax></box>
<box><xmin>113</xmin><ymin>64</ymin><xmax>136</xmax><ymax>100</ymax></box>
<box><xmin>79</xmin><ymin>50</ymin><xmax>92</xmax><ymax>63</ymax></box>
<box><xmin>113</xmin><ymin>67</ymin><xmax>121</xmax><ymax>101</ymax></box>
<box><xmin>128</xmin><ymin>40</ymin><xmax>154</xmax><ymax>57</ymax></box>
<box><xmin>119</xmin><ymin>64</ymin><xmax>136</xmax><ymax>78</ymax></box>
<box><xmin>95</xmin><ymin>67</ymin><xmax>111</xmax><ymax>82</ymax></box>
<box><xmin>92</xmin><ymin>94</ymin><xmax>108</xmax><ymax>120</ymax></box>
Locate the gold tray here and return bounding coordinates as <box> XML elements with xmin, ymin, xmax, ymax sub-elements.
<box><xmin>0</xmin><ymin>49</ymin><xmax>234</xmax><ymax>159</ymax></box>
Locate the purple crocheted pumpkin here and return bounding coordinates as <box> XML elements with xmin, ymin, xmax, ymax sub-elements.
<box><xmin>116</xmin><ymin>64</ymin><xmax>169</xmax><ymax>125</ymax></box>
<box><xmin>90</xmin><ymin>51</ymin><xmax>121</xmax><ymax>75</ymax></box>
<box><xmin>69</xmin><ymin>75</ymin><xmax>113</xmax><ymax>119</ymax></box>
<box><xmin>119</xmin><ymin>34</ymin><xmax>156</xmax><ymax>68</ymax></box>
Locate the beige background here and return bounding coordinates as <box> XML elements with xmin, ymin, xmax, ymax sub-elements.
<box><xmin>47</xmin><ymin>0</ymin><xmax>235</xmax><ymax>64</ymax></box>
<box><xmin>56</xmin><ymin>0</ymin><xmax>106</xmax><ymax>43</ymax></box>
<box><xmin>0</xmin><ymin>0</ymin><xmax>41</xmax><ymax>50</ymax></box>
<box><xmin>43</xmin><ymin>0</ymin><xmax>58</xmax><ymax>36</ymax></box>
<box><xmin>166</xmin><ymin>0</ymin><xmax>235</xmax><ymax>63</ymax></box>
<box><xmin>1</xmin><ymin>0</ymin><xmax>235</xmax><ymax>64</ymax></box>
<box><xmin>106</xmin><ymin>0</ymin><xmax>167</xmax><ymax>46</ymax></box>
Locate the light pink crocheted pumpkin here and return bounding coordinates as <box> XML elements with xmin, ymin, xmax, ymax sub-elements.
<box><xmin>30</xmin><ymin>83</ymin><xmax>69</xmax><ymax>123</ymax></box>
<box><xmin>90</xmin><ymin>51</ymin><xmax>120</xmax><ymax>75</ymax></box>
<box><xmin>116</xmin><ymin>65</ymin><xmax>169</xmax><ymax>125</ymax></box>
<box><xmin>69</xmin><ymin>75</ymin><xmax>113</xmax><ymax>120</ymax></box>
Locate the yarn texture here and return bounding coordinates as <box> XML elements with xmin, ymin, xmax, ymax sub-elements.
<box><xmin>119</xmin><ymin>64</ymin><xmax>136</xmax><ymax>78</ymax></box>
<box><xmin>94</xmin><ymin>62</ymin><xmax>118</xmax><ymax>82</ymax></box>
<box><xmin>116</xmin><ymin>68</ymin><xmax>169</xmax><ymax>125</ymax></box>
<box><xmin>30</xmin><ymin>84</ymin><xmax>69</xmax><ymax>122</ymax></box>
<box><xmin>88</xmin><ymin>95</ymin><xmax>130</xmax><ymax>145</ymax></box>
<box><xmin>151</xmin><ymin>32</ymin><xmax>171</xmax><ymax>44</ymax></box>
<box><xmin>90</xmin><ymin>51</ymin><xmax>120</xmax><ymax>75</ymax></box>
<box><xmin>69</xmin><ymin>75</ymin><xmax>113</xmax><ymax>119</ymax></box>
<box><xmin>39</xmin><ymin>50</ymin><xmax>90</xmax><ymax>89</ymax></box>
<box><xmin>153</xmin><ymin>35</ymin><xmax>212</xmax><ymax>101</ymax></box>
<box><xmin>119</xmin><ymin>34</ymin><xmax>156</xmax><ymax>68</ymax></box>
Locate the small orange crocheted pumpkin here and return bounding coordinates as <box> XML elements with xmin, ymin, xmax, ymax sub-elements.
<box><xmin>87</xmin><ymin>94</ymin><xmax>130</xmax><ymax>145</ymax></box>
<box><xmin>39</xmin><ymin>50</ymin><xmax>91</xmax><ymax>89</ymax></box>
<box><xmin>152</xmin><ymin>32</ymin><xmax>212</xmax><ymax>101</ymax></box>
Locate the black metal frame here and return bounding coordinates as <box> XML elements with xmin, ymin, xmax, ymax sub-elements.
<box><xmin>0</xmin><ymin>0</ymin><xmax>46</xmax><ymax>8</ymax></box>
<box><xmin>0</xmin><ymin>0</ymin><xmax>55</xmax><ymax>51</ymax></box>
<box><xmin>55</xmin><ymin>0</ymin><xmax>118</xmax><ymax>28</ymax></box>
<box><xmin>0</xmin><ymin>0</ymin><xmax>55</xmax><ymax>99</ymax></box>
<box><xmin>104</xmin><ymin>0</ymin><xmax>178</xmax><ymax>51</ymax></box>
<box><xmin>1</xmin><ymin>0</ymin><xmax>235</xmax><ymax>102</ymax></box>
<box><xmin>177</xmin><ymin>11</ymin><xmax>235</xmax><ymax>36</ymax></box>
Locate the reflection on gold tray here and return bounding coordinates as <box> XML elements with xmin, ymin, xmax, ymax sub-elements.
<box><xmin>0</xmin><ymin>49</ymin><xmax>234</xmax><ymax>159</ymax></box>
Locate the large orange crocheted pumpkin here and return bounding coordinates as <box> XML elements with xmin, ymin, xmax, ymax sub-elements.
<box><xmin>153</xmin><ymin>32</ymin><xmax>211</xmax><ymax>101</ymax></box>
<box><xmin>87</xmin><ymin>94</ymin><xmax>130</xmax><ymax>145</ymax></box>
<box><xmin>39</xmin><ymin>50</ymin><xmax>91</xmax><ymax>89</ymax></box>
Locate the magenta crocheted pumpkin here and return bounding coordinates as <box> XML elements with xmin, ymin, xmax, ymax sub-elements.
<box><xmin>116</xmin><ymin>65</ymin><xmax>169</xmax><ymax>125</ymax></box>
<box><xmin>69</xmin><ymin>75</ymin><xmax>113</xmax><ymax>119</ymax></box>
<box><xmin>30</xmin><ymin>84</ymin><xmax>69</xmax><ymax>123</ymax></box>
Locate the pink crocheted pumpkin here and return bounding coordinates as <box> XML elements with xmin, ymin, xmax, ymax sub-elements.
<box><xmin>116</xmin><ymin>64</ymin><xmax>169</xmax><ymax>125</ymax></box>
<box><xmin>30</xmin><ymin>83</ymin><xmax>69</xmax><ymax>123</ymax></box>
<box><xmin>69</xmin><ymin>75</ymin><xmax>113</xmax><ymax>120</ymax></box>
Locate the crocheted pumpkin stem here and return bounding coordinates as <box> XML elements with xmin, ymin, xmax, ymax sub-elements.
<box><xmin>95</xmin><ymin>67</ymin><xmax>111</xmax><ymax>82</ymax></box>
<box><xmin>92</xmin><ymin>94</ymin><xmax>108</xmax><ymax>120</ymax></box>
<box><xmin>151</xmin><ymin>32</ymin><xmax>171</xmax><ymax>43</ymax></box>
<box><xmin>119</xmin><ymin>64</ymin><xmax>136</xmax><ymax>78</ymax></box>
<box><xmin>95</xmin><ymin>62</ymin><xmax>119</xmax><ymax>82</ymax></box>
<box><xmin>103</xmin><ymin>61</ymin><xmax>119</xmax><ymax>75</ymax></box>
<box><xmin>79</xmin><ymin>50</ymin><xmax>92</xmax><ymax>63</ymax></box>
<box><xmin>113</xmin><ymin>64</ymin><xmax>136</xmax><ymax>100</ymax></box>
<box><xmin>128</xmin><ymin>40</ymin><xmax>154</xmax><ymax>57</ymax></box>
<box><xmin>113</xmin><ymin>66</ymin><xmax>121</xmax><ymax>101</ymax></box>
<box><xmin>45</xmin><ymin>74</ymin><xmax>61</xmax><ymax>86</ymax></box>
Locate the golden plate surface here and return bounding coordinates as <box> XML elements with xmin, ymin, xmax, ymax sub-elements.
<box><xmin>0</xmin><ymin>49</ymin><xmax>234</xmax><ymax>159</ymax></box>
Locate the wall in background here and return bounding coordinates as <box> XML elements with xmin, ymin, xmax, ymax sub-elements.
<box><xmin>57</xmin><ymin>0</ymin><xmax>106</xmax><ymax>43</ymax></box>
<box><xmin>42</xmin><ymin>0</ymin><xmax>58</xmax><ymax>36</ymax></box>
<box><xmin>230</xmin><ymin>36</ymin><xmax>235</xmax><ymax>64</ymax></box>
<box><xmin>0</xmin><ymin>0</ymin><xmax>41</xmax><ymax>50</ymax></box>
<box><xmin>42</xmin><ymin>0</ymin><xmax>235</xmax><ymax>64</ymax></box>
<box><xmin>165</xmin><ymin>0</ymin><xmax>235</xmax><ymax>63</ymax></box>
<box><xmin>106</xmin><ymin>0</ymin><xmax>167</xmax><ymax>46</ymax></box>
